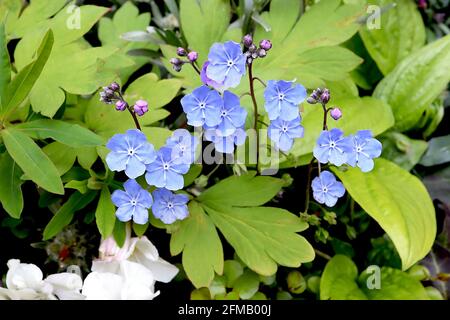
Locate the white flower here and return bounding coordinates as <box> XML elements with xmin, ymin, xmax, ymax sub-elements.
<box><xmin>82</xmin><ymin>229</ymin><xmax>178</xmax><ymax>300</ymax></box>
<box><xmin>0</xmin><ymin>259</ymin><xmax>83</xmax><ymax>300</ymax></box>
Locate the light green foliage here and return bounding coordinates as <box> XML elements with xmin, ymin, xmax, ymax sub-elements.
<box><xmin>333</xmin><ymin>159</ymin><xmax>436</xmax><ymax>270</ymax></box>
<box><xmin>373</xmin><ymin>34</ymin><xmax>450</xmax><ymax>132</ymax></box>
<box><xmin>199</xmin><ymin>172</ymin><xmax>314</xmax><ymax>277</ymax></box>
<box><xmin>95</xmin><ymin>186</ymin><xmax>116</xmax><ymax>239</ymax></box>
<box><xmin>282</xmin><ymin>96</ymin><xmax>394</xmax><ymax>167</ymax></box>
<box><xmin>360</xmin><ymin>0</ymin><xmax>426</xmax><ymax>75</ymax></box>
<box><xmin>320</xmin><ymin>255</ymin><xmax>429</xmax><ymax>300</ymax></box>
<box><xmin>170</xmin><ymin>201</ymin><xmax>224</xmax><ymax>288</ymax></box>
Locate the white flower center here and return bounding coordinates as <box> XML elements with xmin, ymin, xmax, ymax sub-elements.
<box><xmin>282</xmin><ymin>126</ymin><xmax>288</xmax><ymax>133</ymax></box>
<box><xmin>356</xmin><ymin>146</ymin><xmax>362</xmax><ymax>153</ymax></box>
<box><xmin>322</xmin><ymin>187</ymin><xmax>328</xmax><ymax>193</ymax></box>
<box><xmin>227</xmin><ymin>60</ymin><xmax>234</xmax><ymax>67</ymax></box>
<box><xmin>163</xmin><ymin>163</ymin><xmax>170</xmax><ymax>170</ymax></box>
<box><xmin>330</xmin><ymin>142</ymin><xmax>336</xmax><ymax>148</ymax></box>
<box><xmin>199</xmin><ymin>102</ymin><xmax>206</xmax><ymax>108</ymax></box>
<box><xmin>221</xmin><ymin>110</ymin><xmax>227</xmax><ymax>117</ymax></box>
<box><xmin>180</xmin><ymin>145</ymin><xmax>186</xmax><ymax>152</ymax></box>
<box><xmin>278</xmin><ymin>93</ymin><xmax>285</xmax><ymax>100</ymax></box>
<box><xmin>130</xmin><ymin>199</ymin><xmax>137</xmax><ymax>206</ymax></box>
<box><xmin>167</xmin><ymin>202</ymin><xmax>174</xmax><ymax>209</ymax></box>
<box><xmin>128</xmin><ymin>148</ymin><xmax>135</xmax><ymax>156</ymax></box>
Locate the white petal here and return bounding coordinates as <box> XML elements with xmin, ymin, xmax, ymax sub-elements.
<box><xmin>82</xmin><ymin>272</ymin><xmax>123</xmax><ymax>300</ymax></box>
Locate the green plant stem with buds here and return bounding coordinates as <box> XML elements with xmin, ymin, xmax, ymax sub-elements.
<box><xmin>118</xmin><ymin>92</ymin><xmax>141</xmax><ymax>131</ymax></box>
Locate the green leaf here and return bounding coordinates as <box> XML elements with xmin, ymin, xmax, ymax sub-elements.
<box><xmin>373</xmin><ymin>34</ymin><xmax>450</xmax><ymax>132</ymax></box>
<box><xmin>380</xmin><ymin>132</ymin><xmax>428</xmax><ymax>171</ymax></box>
<box><xmin>113</xmin><ymin>220</ymin><xmax>127</xmax><ymax>247</ymax></box>
<box><xmin>320</xmin><ymin>255</ymin><xmax>429</xmax><ymax>300</ymax></box>
<box><xmin>76</xmin><ymin>147</ymin><xmax>98</xmax><ymax>169</ymax></box>
<box><xmin>223</xmin><ymin>260</ymin><xmax>244</xmax><ymax>288</ymax></box>
<box><xmin>320</xmin><ymin>255</ymin><xmax>367</xmax><ymax>300</ymax></box>
<box><xmin>95</xmin><ymin>186</ymin><xmax>116</xmax><ymax>239</ymax></box>
<box><xmin>84</xmin><ymin>96</ymin><xmax>170</xmax><ymax>141</ymax></box>
<box><xmin>204</xmin><ymin>203</ymin><xmax>314</xmax><ymax>276</ymax></box>
<box><xmin>179</xmin><ymin>0</ymin><xmax>230</xmax><ymax>63</ymax></box>
<box><xmin>232</xmin><ymin>270</ymin><xmax>260</xmax><ymax>300</ymax></box>
<box><xmin>42</xmin><ymin>142</ymin><xmax>77</xmax><ymax>176</ymax></box>
<box><xmin>15</xmin><ymin>119</ymin><xmax>104</xmax><ymax>147</ymax></box>
<box><xmin>332</xmin><ymin>159</ymin><xmax>436</xmax><ymax>270</ymax></box>
<box><xmin>419</xmin><ymin>135</ymin><xmax>450</xmax><ymax>167</ymax></box>
<box><xmin>124</xmin><ymin>73</ymin><xmax>182</xmax><ymax>110</ymax></box>
<box><xmin>2</xmin><ymin>128</ymin><xmax>63</xmax><ymax>194</ymax></box>
<box><xmin>359</xmin><ymin>0</ymin><xmax>426</xmax><ymax>75</ymax></box>
<box><xmin>197</xmin><ymin>172</ymin><xmax>284</xmax><ymax>207</ymax></box>
<box><xmin>64</xmin><ymin>180</ymin><xmax>88</xmax><ymax>194</ymax></box>
<box><xmin>0</xmin><ymin>153</ymin><xmax>24</xmax><ymax>218</ymax></box>
<box><xmin>1</xmin><ymin>29</ymin><xmax>53</xmax><ymax>118</ymax></box>
<box><xmin>282</xmin><ymin>97</ymin><xmax>394</xmax><ymax>167</ymax></box>
<box><xmin>170</xmin><ymin>201</ymin><xmax>223</xmax><ymax>288</ymax></box>
<box><xmin>43</xmin><ymin>190</ymin><xmax>97</xmax><ymax>240</ymax></box>
<box><xmin>133</xmin><ymin>221</ymin><xmax>149</xmax><ymax>237</ymax></box>
<box><xmin>183</xmin><ymin>164</ymin><xmax>202</xmax><ymax>187</ymax></box>
<box><xmin>0</xmin><ymin>23</ymin><xmax>11</xmax><ymax>101</ymax></box>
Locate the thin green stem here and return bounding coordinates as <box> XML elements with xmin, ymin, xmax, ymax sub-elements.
<box><xmin>191</xmin><ymin>62</ymin><xmax>201</xmax><ymax>75</ymax></box>
<box><xmin>118</xmin><ymin>92</ymin><xmax>141</xmax><ymax>131</ymax></box>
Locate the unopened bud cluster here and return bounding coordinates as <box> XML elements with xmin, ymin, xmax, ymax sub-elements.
<box><xmin>307</xmin><ymin>88</ymin><xmax>342</xmax><ymax>121</ymax></box>
<box><xmin>170</xmin><ymin>47</ymin><xmax>199</xmax><ymax>72</ymax></box>
<box><xmin>99</xmin><ymin>82</ymin><xmax>149</xmax><ymax>117</ymax></box>
<box><xmin>242</xmin><ymin>34</ymin><xmax>272</xmax><ymax>64</ymax></box>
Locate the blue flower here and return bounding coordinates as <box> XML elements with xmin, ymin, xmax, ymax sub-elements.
<box><xmin>264</xmin><ymin>80</ymin><xmax>307</xmax><ymax>121</ymax></box>
<box><xmin>311</xmin><ymin>171</ymin><xmax>345</xmax><ymax>207</ymax></box>
<box><xmin>268</xmin><ymin>117</ymin><xmax>304</xmax><ymax>152</ymax></box>
<box><xmin>215</xmin><ymin>91</ymin><xmax>247</xmax><ymax>137</ymax></box>
<box><xmin>165</xmin><ymin>129</ymin><xmax>199</xmax><ymax>165</ymax></box>
<box><xmin>180</xmin><ymin>85</ymin><xmax>223</xmax><ymax>127</ymax></box>
<box><xmin>145</xmin><ymin>147</ymin><xmax>190</xmax><ymax>191</ymax></box>
<box><xmin>106</xmin><ymin>129</ymin><xmax>156</xmax><ymax>179</ymax></box>
<box><xmin>313</xmin><ymin>128</ymin><xmax>352</xmax><ymax>166</ymax></box>
<box><xmin>152</xmin><ymin>188</ymin><xmax>189</xmax><ymax>224</ymax></box>
<box><xmin>205</xmin><ymin>41</ymin><xmax>246</xmax><ymax>91</ymax></box>
<box><xmin>204</xmin><ymin>126</ymin><xmax>247</xmax><ymax>154</ymax></box>
<box><xmin>111</xmin><ymin>179</ymin><xmax>153</xmax><ymax>224</ymax></box>
<box><xmin>346</xmin><ymin>130</ymin><xmax>382</xmax><ymax>172</ymax></box>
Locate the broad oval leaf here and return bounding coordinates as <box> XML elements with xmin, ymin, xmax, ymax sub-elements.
<box><xmin>0</xmin><ymin>153</ymin><xmax>24</xmax><ymax>218</ymax></box>
<box><xmin>359</xmin><ymin>0</ymin><xmax>426</xmax><ymax>75</ymax></box>
<box><xmin>170</xmin><ymin>201</ymin><xmax>224</xmax><ymax>288</ymax></box>
<box><xmin>15</xmin><ymin>119</ymin><xmax>104</xmax><ymax>147</ymax></box>
<box><xmin>197</xmin><ymin>171</ymin><xmax>284</xmax><ymax>207</ymax></box>
<box><xmin>2</xmin><ymin>127</ymin><xmax>63</xmax><ymax>194</ymax></box>
<box><xmin>332</xmin><ymin>159</ymin><xmax>436</xmax><ymax>270</ymax></box>
<box><xmin>419</xmin><ymin>135</ymin><xmax>450</xmax><ymax>167</ymax></box>
<box><xmin>373</xmin><ymin>34</ymin><xmax>450</xmax><ymax>132</ymax></box>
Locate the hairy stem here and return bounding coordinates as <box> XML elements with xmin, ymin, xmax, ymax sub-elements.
<box><xmin>248</xmin><ymin>63</ymin><xmax>260</xmax><ymax>173</ymax></box>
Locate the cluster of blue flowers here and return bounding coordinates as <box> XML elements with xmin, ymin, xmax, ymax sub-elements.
<box><xmin>181</xmin><ymin>41</ymin><xmax>249</xmax><ymax>154</ymax></box>
<box><xmin>309</xmin><ymin>89</ymin><xmax>382</xmax><ymax>207</ymax></box>
<box><xmin>264</xmin><ymin>80</ymin><xmax>307</xmax><ymax>152</ymax></box>
<box><xmin>106</xmin><ymin>129</ymin><xmax>198</xmax><ymax>225</ymax></box>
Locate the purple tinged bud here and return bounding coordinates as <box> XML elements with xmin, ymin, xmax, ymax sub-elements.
<box><xmin>243</xmin><ymin>34</ymin><xmax>253</xmax><ymax>47</ymax></box>
<box><xmin>257</xmin><ymin>48</ymin><xmax>267</xmax><ymax>58</ymax></box>
<box><xmin>187</xmin><ymin>51</ymin><xmax>198</xmax><ymax>62</ymax></box>
<box><xmin>320</xmin><ymin>89</ymin><xmax>330</xmax><ymax>104</ymax></box>
<box><xmin>307</xmin><ymin>97</ymin><xmax>317</xmax><ymax>104</ymax></box>
<box><xmin>109</xmin><ymin>82</ymin><xmax>120</xmax><ymax>91</ymax></box>
<box><xmin>177</xmin><ymin>47</ymin><xmax>187</xmax><ymax>56</ymax></box>
<box><xmin>248</xmin><ymin>44</ymin><xmax>257</xmax><ymax>53</ymax></box>
<box><xmin>259</xmin><ymin>39</ymin><xmax>272</xmax><ymax>51</ymax></box>
<box><xmin>133</xmin><ymin>100</ymin><xmax>148</xmax><ymax>116</ymax></box>
<box><xmin>170</xmin><ymin>58</ymin><xmax>183</xmax><ymax>66</ymax></box>
<box><xmin>173</xmin><ymin>64</ymin><xmax>182</xmax><ymax>72</ymax></box>
<box><xmin>115</xmin><ymin>100</ymin><xmax>127</xmax><ymax>111</ymax></box>
<box><xmin>330</xmin><ymin>107</ymin><xmax>342</xmax><ymax>120</ymax></box>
